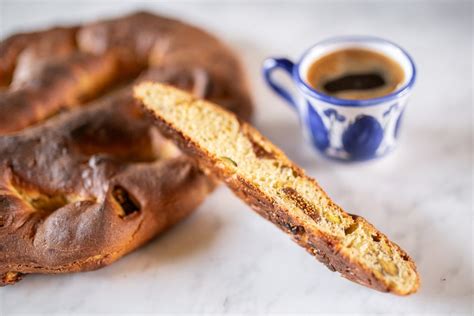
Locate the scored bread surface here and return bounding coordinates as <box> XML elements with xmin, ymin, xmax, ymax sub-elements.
<box><xmin>135</xmin><ymin>82</ymin><xmax>420</xmax><ymax>295</ymax></box>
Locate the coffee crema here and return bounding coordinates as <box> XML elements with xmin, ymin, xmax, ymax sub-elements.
<box><xmin>306</xmin><ymin>48</ymin><xmax>405</xmax><ymax>100</ymax></box>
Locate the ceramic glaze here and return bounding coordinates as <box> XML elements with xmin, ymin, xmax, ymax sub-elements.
<box><xmin>263</xmin><ymin>36</ymin><xmax>416</xmax><ymax>161</ymax></box>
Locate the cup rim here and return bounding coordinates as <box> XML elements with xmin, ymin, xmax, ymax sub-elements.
<box><xmin>293</xmin><ymin>35</ymin><xmax>417</xmax><ymax>107</ymax></box>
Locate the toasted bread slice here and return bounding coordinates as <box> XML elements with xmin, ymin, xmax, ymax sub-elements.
<box><xmin>134</xmin><ymin>82</ymin><xmax>420</xmax><ymax>295</ymax></box>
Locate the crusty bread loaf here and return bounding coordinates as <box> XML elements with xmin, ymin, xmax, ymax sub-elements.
<box><xmin>135</xmin><ymin>82</ymin><xmax>420</xmax><ymax>295</ymax></box>
<box><xmin>0</xmin><ymin>11</ymin><xmax>252</xmax><ymax>134</ymax></box>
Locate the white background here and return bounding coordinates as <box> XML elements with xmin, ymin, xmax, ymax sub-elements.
<box><xmin>0</xmin><ymin>0</ymin><xmax>472</xmax><ymax>315</ymax></box>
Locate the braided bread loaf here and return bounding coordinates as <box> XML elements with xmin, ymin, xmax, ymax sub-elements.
<box><xmin>0</xmin><ymin>12</ymin><xmax>252</xmax><ymax>285</ymax></box>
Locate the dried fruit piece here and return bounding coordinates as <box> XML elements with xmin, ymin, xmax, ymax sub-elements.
<box><xmin>379</xmin><ymin>259</ymin><xmax>399</xmax><ymax>276</ymax></box>
<box><xmin>344</xmin><ymin>222</ymin><xmax>358</xmax><ymax>235</ymax></box>
<box><xmin>325</xmin><ymin>212</ymin><xmax>341</xmax><ymax>224</ymax></box>
<box><xmin>371</xmin><ymin>234</ymin><xmax>381</xmax><ymax>242</ymax></box>
<box><xmin>282</xmin><ymin>187</ymin><xmax>320</xmax><ymax>222</ymax></box>
<box><xmin>285</xmin><ymin>223</ymin><xmax>305</xmax><ymax>235</ymax></box>
<box><xmin>220</xmin><ymin>156</ymin><xmax>238</xmax><ymax>167</ymax></box>
<box><xmin>380</xmin><ymin>240</ymin><xmax>393</xmax><ymax>256</ymax></box>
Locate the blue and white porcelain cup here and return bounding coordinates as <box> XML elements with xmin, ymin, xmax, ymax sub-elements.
<box><xmin>263</xmin><ymin>36</ymin><xmax>416</xmax><ymax>161</ymax></box>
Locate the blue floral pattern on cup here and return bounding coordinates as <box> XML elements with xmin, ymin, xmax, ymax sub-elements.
<box><xmin>342</xmin><ymin>115</ymin><xmax>384</xmax><ymax>160</ymax></box>
<box><xmin>263</xmin><ymin>36</ymin><xmax>416</xmax><ymax>161</ymax></box>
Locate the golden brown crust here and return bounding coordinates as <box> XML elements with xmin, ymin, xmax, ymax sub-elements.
<box><xmin>0</xmin><ymin>26</ymin><xmax>78</xmax><ymax>87</ymax></box>
<box><xmin>0</xmin><ymin>88</ymin><xmax>215</xmax><ymax>286</ymax></box>
<box><xmin>0</xmin><ymin>53</ymin><xmax>118</xmax><ymax>134</ymax></box>
<box><xmin>0</xmin><ymin>11</ymin><xmax>252</xmax><ymax>134</ymax></box>
<box><xmin>135</xmin><ymin>83</ymin><xmax>420</xmax><ymax>295</ymax></box>
<box><xmin>0</xmin><ymin>12</ymin><xmax>253</xmax><ymax>285</ymax></box>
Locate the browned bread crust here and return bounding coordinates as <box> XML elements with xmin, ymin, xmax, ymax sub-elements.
<box><xmin>0</xmin><ymin>26</ymin><xmax>78</xmax><ymax>86</ymax></box>
<box><xmin>0</xmin><ymin>93</ymin><xmax>214</xmax><ymax>285</ymax></box>
<box><xmin>135</xmin><ymin>83</ymin><xmax>420</xmax><ymax>295</ymax></box>
<box><xmin>0</xmin><ymin>12</ymin><xmax>253</xmax><ymax>285</ymax></box>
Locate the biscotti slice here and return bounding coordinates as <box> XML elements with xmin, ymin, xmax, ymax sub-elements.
<box><xmin>134</xmin><ymin>82</ymin><xmax>420</xmax><ymax>295</ymax></box>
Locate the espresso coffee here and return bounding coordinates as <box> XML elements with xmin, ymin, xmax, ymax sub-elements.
<box><xmin>306</xmin><ymin>48</ymin><xmax>405</xmax><ymax>100</ymax></box>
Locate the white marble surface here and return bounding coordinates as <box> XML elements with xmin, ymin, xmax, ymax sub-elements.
<box><xmin>0</xmin><ymin>1</ymin><xmax>472</xmax><ymax>315</ymax></box>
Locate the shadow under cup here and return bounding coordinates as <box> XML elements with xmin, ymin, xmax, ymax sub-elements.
<box><xmin>263</xmin><ymin>36</ymin><xmax>416</xmax><ymax>162</ymax></box>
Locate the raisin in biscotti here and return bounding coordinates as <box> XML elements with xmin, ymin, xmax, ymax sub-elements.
<box><xmin>134</xmin><ymin>82</ymin><xmax>420</xmax><ymax>295</ymax></box>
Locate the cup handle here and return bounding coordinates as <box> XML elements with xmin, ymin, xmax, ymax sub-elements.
<box><xmin>263</xmin><ymin>57</ymin><xmax>297</xmax><ymax>109</ymax></box>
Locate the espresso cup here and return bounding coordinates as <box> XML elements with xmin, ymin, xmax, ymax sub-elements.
<box><xmin>263</xmin><ymin>36</ymin><xmax>416</xmax><ymax>161</ymax></box>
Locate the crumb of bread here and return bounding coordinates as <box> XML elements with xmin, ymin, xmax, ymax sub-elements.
<box><xmin>135</xmin><ymin>82</ymin><xmax>420</xmax><ymax>295</ymax></box>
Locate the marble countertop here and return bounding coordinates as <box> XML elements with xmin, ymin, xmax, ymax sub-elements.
<box><xmin>0</xmin><ymin>1</ymin><xmax>472</xmax><ymax>315</ymax></box>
